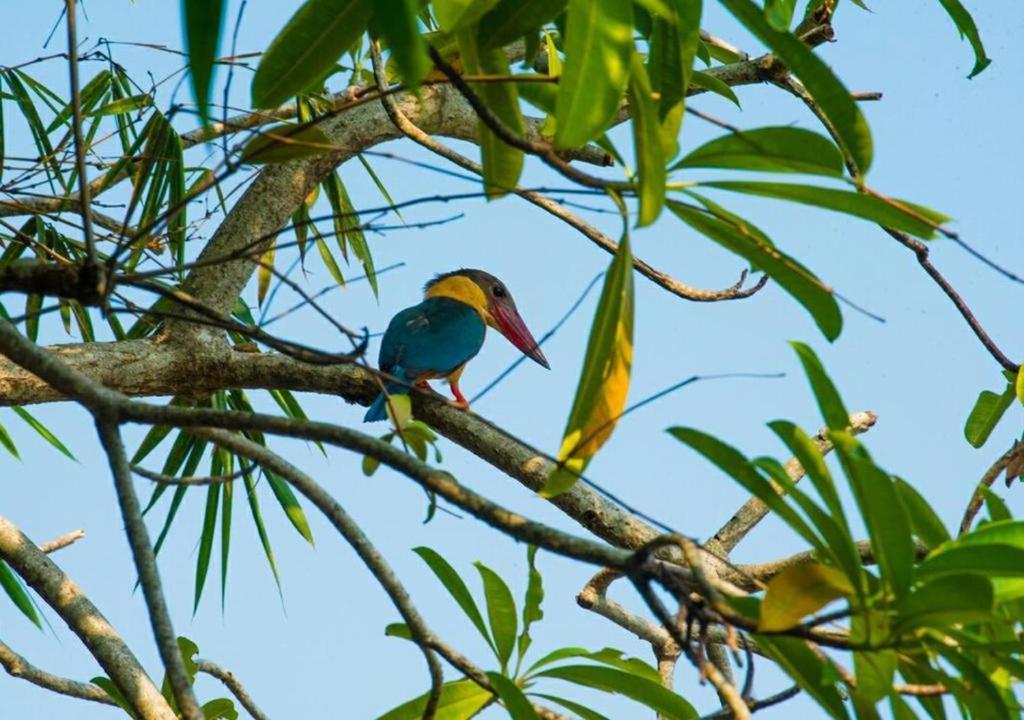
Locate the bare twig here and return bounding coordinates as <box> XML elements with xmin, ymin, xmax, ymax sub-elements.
<box><xmin>195</xmin><ymin>659</ymin><xmax>270</xmax><ymax>720</ymax></box>
<box><xmin>38</xmin><ymin>529</ymin><xmax>85</xmax><ymax>554</ymax></box>
<box><xmin>0</xmin><ymin>639</ymin><xmax>115</xmax><ymax>706</ymax></box>
<box><xmin>960</xmin><ymin>440</ymin><xmax>1024</xmax><ymax>534</ymax></box>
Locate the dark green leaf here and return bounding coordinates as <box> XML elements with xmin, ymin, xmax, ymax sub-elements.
<box><xmin>668</xmin><ymin>201</ymin><xmax>841</xmax><ymax>340</ymax></box>
<box><xmin>0</xmin><ymin>422</ymin><xmax>18</xmax><ymax>459</ymax></box>
<box><xmin>433</xmin><ymin>0</ymin><xmax>500</xmax><ymax>32</ymax></box>
<box><xmin>789</xmin><ymin>341</ymin><xmax>849</xmax><ymax>430</ymax></box>
<box><xmin>194</xmin><ymin>483</ymin><xmax>220</xmax><ymax>612</ymax></box>
<box><xmin>853</xmin><ymin>649</ymin><xmax>896</xmax><ymax>705</ymax></box>
<box><xmin>718</xmin><ymin>0</ymin><xmax>872</xmax><ymax>175</ymax></box>
<box><xmin>764</xmin><ymin>0</ymin><xmax>796</xmax><ymax>30</ymax></box>
<box><xmin>554</xmin><ymin>0</ymin><xmax>633</xmax><ymax>148</ymax></box>
<box><xmin>486</xmin><ymin>673</ymin><xmax>540</xmax><ymax>720</ymax></box>
<box><xmin>475</xmin><ymin>561</ymin><xmax>518</xmax><ymax>670</ymax></box>
<box><xmin>375</xmin><ymin>0</ymin><xmax>430</xmax><ymax>89</ymax></box>
<box><xmin>896</xmin><ymin>574</ymin><xmax>994</xmax><ymax>632</ymax></box>
<box><xmin>12</xmin><ymin>406</ymin><xmax>75</xmax><ymax>460</ymax></box>
<box><xmin>0</xmin><ymin>560</ymin><xmax>41</xmax><ymax>627</ymax></box>
<box><xmin>413</xmin><ymin>547</ymin><xmax>495</xmax><ymax>651</ymax></box>
<box><xmin>893</xmin><ymin>477</ymin><xmax>950</xmax><ymax>550</ymax></box>
<box><xmin>385</xmin><ymin>622</ymin><xmax>413</xmax><ymax>640</ymax></box>
<box><xmin>964</xmin><ymin>382</ymin><xmax>1015</xmax><ymax>448</ymax></box>
<box><xmin>535</xmin><ymin>665</ymin><xmax>696</xmax><ymax>719</ymax></box>
<box><xmin>936</xmin><ymin>0</ymin><xmax>991</xmax><ymax>78</ymax></box>
<box><xmin>183</xmin><ymin>0</ymin><xmax>225</xmax><ymax>123</ymax></box>
<box><xmin>251</xmin><ymin>0</ymin><xmax>374</xmax><ymax>108</ymax></box>
<box><xmin>674</xmin><ymin>127</ymin><xmax>844</xmax><ymax>175</ymax></box>
<box><xmin>689</xmin><ymin>69</ymin><xmax>740</xmax><ymax>106</ymax></box>
<box><xmin>479</xmin><ymin>0</ymin><xmax>568</xmax><ymax>49</ymax></box>
<box><xmin>982</xmin><ymin>486</ymin><xmax>1012</xmax><ymax>523</ymax></box>
<box><xmin>755</xmin><ymin>635</ymin><xmax>849</xmax><ymax>719</ymax></box>
<box><xmin>531</xmin><ymin>694</ymin><xmax>611</xmax><ymax>720</ymax></box>
<box><xmin>517</xmin><ymin>545</ymin><xmax>544</xmax><ymax>664</ymax></box>
<box><xmin>241</xmin><ymin>470</ymin><xmax>281</xmax><ymax>589</ymax></box>
<box><xmin>201</xmin><ymin>697</ymin><xmax>238</xmax><ymax>720</ymax></box>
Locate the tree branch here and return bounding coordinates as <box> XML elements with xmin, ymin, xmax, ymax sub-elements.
<box><xmin>195</xmin><ymin>659</ymin><xmax>270</xmax><ymax>720</ymax></box>
<box><xmin>0</xmin><ymin>638</ymin><xmax>116</xmax><ymax>706</ymax></box>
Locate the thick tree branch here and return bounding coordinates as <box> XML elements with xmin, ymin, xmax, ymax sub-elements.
<box><xmin>0</xmin><ymin>513</ymin><xmax>174</xmax><ymax>720</ymax></box>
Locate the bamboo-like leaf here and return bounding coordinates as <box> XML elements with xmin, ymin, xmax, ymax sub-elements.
<box><xmin>689</xmin><ymin>69</ymin><xmax>740</xmax><ymax>106</ymax></box>
<box><xmin>554</xmin><ymin>0</ymin><xmax>633</xmax><ymax>148</ymax></box>
<box><xmin>719</xmin><ymin>0</ymin><xmax>872</xmax><ymax>175</ymax></box>
<box><xmin>674</xmin><ymin>127</ymin><xmax>844</xmax><ymax>175</ymax></box>
<box><xmin>375</xmin><ymin>0</ymin><xmax>430</xmax><ymax>89</ymax></box>
<box><xmin>627</xmin><ymin>54</ymin><xmax>666</xmax><ymax>227</ymax></box>
<box><xmin>183</xmin><ymin>0</ymin><xmax>226</xmax><ymax>124</ymax></box>
<box><xmin>264</xmin><ymin>471</ymin><xmax>314</xmax><ymax>544</ymax></box>
<box><xmin>486</xmin><ymin>673</ymin><xmax>540</xmax><ymax>720</ymax></box>
<box><xmin>0</xmin><ymin>422</ymin><xmax>18</xmax><ymax>459</ymax></box>
<box><xmin>220</xmin><ymin>466</ymin><xmax>234</xmax><ymax>609</ymax></box>
<box><xmin>758</xmin><ymin>562</ymin><xmax>852</xmax><ymax>631</ymax></box>
<box><xmin>455</xmin><ymin>29</ymin><xmax>525</xmax><ymax>197</ymax></box>
<box><xmin>893</xmin><ymin>478</ymin><xmax>950</xmax><ymax>550</ymax></box>
<box><xmin>789</xmin><ymin>341</ymin><xmax>849</xmax><ymax>430</ymax></box>
<box><xmin>647</xmin><ymin>0</ymin><xmax>701</xmax><ymax>157</ymax></box>
<box><xmin>194</xmin><ymin>483</ymin><xmax>221</xmax><ymax>613</ymax></box>
<box><xmin>47</xmin><ymin>70</ymin><xmax>112</xmax><ymax>131</ymax></box>
<box><xmin>24</xmin><ymin>293</ymin><xmax>42</xmax><ymax>342</ymax></box>
<box><xmin>479</xmin><ymin>0</ymin><xmax>567</xmax><ymax>49</ymax></box>
<box><xmin>0</xmin><ymin>77</ymin><xmax>5</xmax><ymax>183</ymax></box>
<box><xmin>257</xmin><ymin>240</ymin><xmax>276</xmax><ymax>307</ymax></box>
<box><xmin>543</xmin><ymin>233</ymin><xmax>633</xmax><ymax>497</ymax></box>
<box><xmin>534</xmin><ymin>665</ymin><xmax>696</xmax><ymax>719</ymax></box>
<box><xmin>252</xmin><ymin>0</ymin><xmax>374</xmax><ymax>108</ymax></box>
<box><xmin>669</xmin><ymin>200</ymin><xmax>841</xmax><ymax>340</ymax></box>
<box><xmin>0</xmin><ymin>560</ymin><xmax>41</xmax><ymax>627</ymax></box>
<box><xmin>89</xmin><ymin>94</ymin><xmax>153</xmax><ymax>117</ymax></box>
<box><xmin>936</xmin><ymin>0</ymin><xmax>991</xmax><ymax>78</ymax></box>
<box><xmin>7</xmin><ymin>71</ymin><xmax>66</xmax><ymax>191</ymax></box>
<box><xmin>413</xmin><ymin>547</ymin><xmax>495</xmax><ymax>652</ymax></box>
<box><xmin>475</xmin><ymin>562</ymin><xmax>518</xmax><ymax>670</ymax></box>
<box><xmin>12</xmin><ymin>406</ymin><xmax>75</xmax><ymax>460</ymax></box>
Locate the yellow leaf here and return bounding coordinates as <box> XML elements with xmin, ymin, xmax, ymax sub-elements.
<box><xmin>543</xmin><ymin>234</ymin><xmax>634</xmax><ymax>497</ymax></box>
<box><xmin>758</xmin><ymin>562</ymin><xmax>853</xmax><ymax>632</ymax></box>
<box><xmin>1016</xmin><ymin>365</ymin><xmax>1024</xmax><ymax>407</ymax></box>
<box><xmin>257</xmin><ymin>240</ymin><xmax>276</xmax><ymax>307</ymax></box>
<box><xmin>385</xmin><ymin>394</ymin><xmax>413</xmax><ymax>430</ymax></box>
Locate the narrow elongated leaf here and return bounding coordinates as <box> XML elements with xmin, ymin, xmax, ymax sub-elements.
<box><xmin>475</xmin><ymin>562</ymin><xmax>518</xmax><ymax>670</ymax></box>
<box><xmin>669</xmin><ymin>201</ymin><xmax>841</xmax><ymax>340</ymax></box>
<box><xmin>755</xmin><ymin>635</ymin><xmax>849</xmax><ymax>719</ymax></box>
<box><xmin>896</xmin><ymin>574</ymin><xmax>994</xmax><ymax>632</ymax></box>
<box><xmin>759</xmin><ymin>562</ymin><xmax>852</xmax><ymax>632</ymax></box>
<box><xmin>413</xmin><ymin>547</ymin><xmax>495</xmax><ymax>651</ymax></box>
<box><xmin>242</xmin><ymin>123</ymin><xmax>334</xmax><ymax>164</ymax></box>
<box><xmin>220</xmin><ymin>476</ymin><xmax>233</xmax><ymax>609</ymax></box>
<box><xmin>893</xmin><ymin>478</ymin><xmax>950</xmax><ymax>549</ymax></box>
<box><xmin>917</xmin><ymin>544</ymin><xmax>1024</xmax><ymax>580</ymax></box>
<box><xmin>764</xmin><ymin>0</ymin><xmax>797</xmax><ymax>30</ymax></box>
<box><xmin>251</xmin><ymin>0</ymin><xmax>374</xmax><ymax>108</ymax></box>
<box><xmin>964</xmin><ymin>382</ymin><xmax>1015</xmax><ymax>448</ymax></box>
<box><xmin>486</xmin><ymin>673</ymin><xmax>540</xmax><ymax>720</ymax></box>
<box><xmin>0</xmin><ymin>560</ymin><xmax>41</xmax><ymax>627</ymax></box>
<box><xmin>517</xmin><ymin>545</ymin><xmax>544</xmax><ymax>664</ymax></box>
<box><xmin>627</xmin><ymin>55</ymin><xmax>666</xmax><ymax>226</ymax></box>
<box><xmin>264</xmin><ymin>471</ymin><xmax>314</xmax><ymax>544</ymax></box>
<box><xmin>531</xmin><ymin>694</ymin><xmax>611</xmax><ymax>720</ymax></box>
<box><xmin>0</xmin><ymin>78</ymin><xmax>5</xmax><ymax>183</ymax></box>
<box><xmin>377</xmin><ymin>679</ymin><xmax>491</xmax><ymax>720</ymax></box>
<box><xmin>718</xmin><ymin>0</ymin><xmax>872</xmax><ymax>175</ymax></box>
<box><xmin>555</xmin><ymin>0</ymin><xmax>633</xmax><ymax>148</ymax></box>
<box><xmin>789</xmin><ymin>341</ymin><xmax>849</xmax><ymax>430</ymax></box>
<box><xmin>936</xmin><ymin>0</ymin><xmax>991</xmax><ymax>78</ymax></box>
<box><xmin>1016</xmin><ymin>365</ymin><xmax>1024</xmax><ymax>406</ymax></box>
<box><xmin>47</xmin><ymin>70</ymin><xmax>111</xmax><ymax>132</ymax></box>
<box><xmin>674</xmin><ymin>127</ymin><xmax>843</xmax><ymax>175</ymax></box>
<box><xmin>455</xmin><ymin>30</ymin><xmax>524</xmax><ymax>197</ymax></box>
<box><xmin>12</xmin><ymin>406</ymin><xmax>75</xmax><ymax>460</ymax></box>
<box><xmin>647</xmin><ymin>0</ymin><xmax>701</xmax><ymax>157</ymax></box>
<box><xmin>433</xmin><ymin>0</ymin><xmax>500</xmax><ymax>32</ymax></box>
<box><xmin>704</xmin><ymin>181</ymin><xmax>944</xmax><ymax>238</ymax></box>
<box><xmin>689</xmin><ymin>70</ymin><xmax>740</xmax><ymax>106</ymax></box>
<box><xmin>535</xmin><ymin>665</ymin><xmax>696</xmax><ymax>719</ymax></box>
<box><xmin>242</xmin><ymin>470</ymin><xmax>281</xmax><ymax>589</ymax></box>
<box><xmin>89</xmin><ymin>94</ymin><xmax>153</xmax><ymax>116</ymax></box>
<box><xmin>479</xmin><ymin>0</ymin><xmax>568</xmax><ymax>49</ymax></box>
<box><xmin>375</xmin><ymin>0</ymin><xmax>429</xmax><ymax>89</ymax></box>
<box><xmin>184</xmin><ymin>0</ymin><xmax>225</xmax><ymax>124</ymax></box>
<box><xmin>194</xmin><ymin>483</ymin><xmax>220</xmax><ymax>612</ymax></box>
<box><xmin>544</xmin><ymin>234</ymin><xmax>633</xmax><ymax>497</ymax></box>
<box><xmin>0</xmin><ymin>422</ymin><xmax>18</xmax><ymax>459</ymax></box>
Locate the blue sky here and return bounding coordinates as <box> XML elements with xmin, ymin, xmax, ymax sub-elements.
<box><xmin>2</xmin><ymin>2</ymin><xmax>1022</xmax><ymax>718</ymax></box>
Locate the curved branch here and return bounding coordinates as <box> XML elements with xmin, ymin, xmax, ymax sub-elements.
<box><xmin>0</xmin><ymin>639</ymin><xmax>116</xmax><ymax>706</ymax></box>
<box><xmin>195</xmin><ymin>659</ymin><xmax>270</xmax><ymax>720</ymax></box>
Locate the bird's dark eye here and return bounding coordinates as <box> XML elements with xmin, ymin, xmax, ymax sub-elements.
<box><xmin>493</xmin><ymin>285</ymin><xmax>506</xmax><ymax>298</ymax></box>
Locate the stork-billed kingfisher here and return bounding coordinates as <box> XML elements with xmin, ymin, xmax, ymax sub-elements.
<box><xmin>364</xmin><ymin>269</ymin><xmax>549</xmax><ymax>422</ymax></box>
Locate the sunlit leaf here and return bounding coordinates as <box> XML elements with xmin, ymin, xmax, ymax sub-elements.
<box><xmin>935</xmin><ymin>0</ymin><xmax>991</xmax><ymax>78</ymax></box>
<box><xmin>647</xmin><ymin>0</ymin><xmax>701</xmax><ymax>157</ymax></box>
<box><xmin>964</xmin><ymin>381</ymin><xmax>1015</xmax><ymax>448</ymax></box>
<box><xmin>183</xmin><ymin>0</ymin><xmax>225</xmax><ymax>124</ymax></box>
<box><xmin>251</xmin><ymin>0</ymin><xmax>374</xmax><ymax>108</ymax></box>
<box><xmin>413</xmin><ymin>547</ymin><xmax>495</xmax><ymax>652</ymax></box>
<box><xmin>759</xmin><ymin>562</ymin><xmax>852</xmax><ymax>631</ymax></box>
<box><xmin>479</xmin><ymin>0</ymin><xmax>567</xmax><ymax>49</ymax></box>
<box><xmin>475</xmin><ymin>561</ymin><xmax>518</xmax><ymax>670</ymax></box>
<box><xmin>895</xmin><ymin>574</ymin><xmax>994</xmax><ymax>632</ymax></box>
<box><xmin>543</xmin><ymin>233</ymin><xmax>633</xmax><ymax>497</ymax></box>
<box><xmin>265</xmin><ymin>470</ymin><xmax>315</xmax><ymax>544</ymax></box>
<box><xmin>0</xmin><ymin>560</ymin><xmax>41</xmax><ymax>627</ymax></box>
<box><xmin>486</xmin><ymin>673</ymin><xmax>539</xmax><ymax>720</ymax></box>
<box><xmin>534</xmin><ymin>665</ymin><xmax>696</xmax><ymax>719</ymax></box>
<box><xmin>627</xmin><ymin>54</ymin><xmax>666</xmax><ymax>226</ymax></box>
<box><xmin>12</xmin><ymin>406</ymin><xmax>75</xmax><ymax>460</ymax></box>
<box><xmin>554</xmin><ymin>0</ymin><xmax>633</xmax><ymax>148</ymax></box>
<box><xmin>377</xmin><ymin>679</ymin><xmax>491</xmax><ymax>720</ymax></box>
<box><xmin>674</xmin><ymin>127</ymin><xmax>843</xmax><ymax>175</ymax></box>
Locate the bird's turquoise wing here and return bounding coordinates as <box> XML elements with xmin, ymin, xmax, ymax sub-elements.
<box><xmin>378</xmin><ymin>297</ymin><xmax>486</xmax><ymax>379</ymax></box>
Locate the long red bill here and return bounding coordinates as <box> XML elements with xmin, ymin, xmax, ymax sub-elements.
<box><xmin>491</xmin><ymin>303</ymin><xmax>550</xmax><ymax>369</ymax></box>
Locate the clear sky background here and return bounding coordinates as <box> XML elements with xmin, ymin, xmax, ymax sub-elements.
<box><xmin>2</xmin><ymin>2</ymin><xmax>1022</xmax><ymax>719</ymax></box>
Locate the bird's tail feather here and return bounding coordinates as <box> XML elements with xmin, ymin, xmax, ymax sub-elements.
<box><xmin>363</xmin><ymin>381</ymin><xmax>409</xmax><ymax>422</ymax></box>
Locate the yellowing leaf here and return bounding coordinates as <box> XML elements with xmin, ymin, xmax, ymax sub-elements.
<box><xmin>257</xmin><ymin>240</ymin><xmax>276</xmax><ymax>307</ymax></box>
<box><xmin>758</xmin><ymin>562</ymin><xmax>853</xmax><ymax>632</ymax></box>
<box><xmin>1016</xmin><ymin>365</ymin><xmax>1024</xmax><ymax>407</ymax></box>
<box><xmin>543</xmin><ymin>235</ymin><xmax>634</xmax><ymax>497</ymax></box>
<box><xmin>386</xmin><ymin>394</ymin><xmax>413</xmax><ymax>430</ymax></box>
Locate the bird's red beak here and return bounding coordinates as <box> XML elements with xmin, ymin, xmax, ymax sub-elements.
<box><xmin>490</xmin><ymin>303</ymin><xmax>550</xmax><ymax>369</ymax></box>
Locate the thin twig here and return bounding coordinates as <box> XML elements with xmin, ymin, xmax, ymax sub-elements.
<box><xmin>195</xmin><ymin>658</ymin><xmax>270</xmax><ymax>720</ymax></box>
<box><xmin>64</xmin><ymin>0</ymin><xmax>97</xmax><ymax>268</ymax></box>
<box><xmin>38</xmin><ymin>529</ymin><xmax>85</xmax><ymax>553</ymax></box>
<box><xmin>960</xmin><ymin>440</ymin><xmax>1024</xmax><ymax>534</ymax></box>
<box><xmin>0</xmin><ymin>639</ymin><xmax>116</xmax><ymax>706</ymax></box>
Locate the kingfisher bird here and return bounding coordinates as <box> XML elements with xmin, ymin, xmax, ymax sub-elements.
<box><xmin>364</xmin><ymin>269</ymin><xmax>549</xmax><ymax>422</ymax></box>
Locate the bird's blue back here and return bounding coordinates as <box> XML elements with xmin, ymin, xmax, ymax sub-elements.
<box><xmin>378</xmin><ymin>296</ymin><xmax>486</xmax><ymax>381</ymax></box>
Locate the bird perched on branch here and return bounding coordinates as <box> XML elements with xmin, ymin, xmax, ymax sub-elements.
<box><xmin>364</xmin><ymin>269</ymin><xmax>549</xmax><ymax>422</ymax></box>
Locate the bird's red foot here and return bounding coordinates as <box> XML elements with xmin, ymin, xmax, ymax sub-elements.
<box><xmin>449</xmin><ymin>380</ymin><xmax>470</xmax><ymax>410</ymax></box>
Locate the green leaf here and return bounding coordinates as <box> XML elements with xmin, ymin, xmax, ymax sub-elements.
<box><xmin>12</xmin><ymin>406</ymin><xmax>75</xmax><ymax>460</ymax></box>
<box><xmin>194</xmin><ymin>483</ymin><xmax>220</xmax><ymax>612</ymax></box>
<box><xmin>384</xmin><ymin>622</ymin><xmax>413</xmax><ymax>640</ymax></box>
<box><xmin>479</xmin><ymin>0</ymin><xmax>568</xmax><ymax>49</ymax></box>
<box><xmin>89</xmin><ymin>93</ymin><xmax>153</xmax><ymax>117</ymax></box>
<box><xmin>893</xmin><ymin>477</ymin><xmax>950</xmax><ymax>550</ymax></box>
<box><xmin>377</xmin><ymin>679</ymin><xmax>491</xmax><ymax>720</ymax></box>
<box><xmin>0</xmin><ymin>422</ymin><xmax>18</xmax><ymax>459</ymax></box>
<box><xmin>183</xmin><ymin>0</ymin><xmax>225</xmax><ymax>124</ymax></box>
<box><xmin>0</xmin><ymin>77</ymin><xmax>5</xmax><ymax>183</ymax></box>
<box><xmin>895</xmin><ymin>574</ymin><xmax>994</xmax><ymax>632</ymax></box>
<box><xmin>475</xmin><ymin>561</ymin><xmax>518</xmax><ymax>669</ymax></box>
<box><xmin>241</xmin><ymin>123</ymin><xmax>334</xmax><ymax>164</ymax></box>
<box><xmin>251</xmin><ymin>0</ymin><xmax>374</xmax><ymax>108</ymax></box>
<box><xmin>265</xmin><ymin>471</ymin><xmax>314</xmax><ymax>544</ymax></box>
<box><xmin>674</xmin><ymin>127</ymin><xmax>844</xmax><ymax>175</ymax></box>
<box><xmin>689</xmin><ymin>69</ymin><xmax>740</xmax><ymax>106</ymax></box>
<box><xmin>917</xmin><ymin>544</ymin><xmax>1024</xmax><ymax>580</ymax></box>
<box><xmin>982</xmin><ymin>486</ymin><xmax>1012</xmax><ymax>523</ymax></box>
<box><xmin>759</xmin><ymin>561</ymin><xmax>852</xmax><ymax>631</ymax></box>
<box><xmin>544</xmin><ymin>233</ymin><xmax>633</xmax><ymax>497</ymax></box>
<box><xmin>413</xmin><ymin>547</ymin><xmax>495</xmax><ymax>652</ymax></box>
<box><xmin>647</xmin><ymin>0</ymin><xmax>701</xmax><ymax>157</ymax></box>
<box><xmin>764</xmin><ymin>0</ymin><xmax>796</xmax><ymax>30</ymax></box>
<box><xmin>1017</xmin><ymin>365</ymin><xmax>1024</xmax><ymax>406</ymax></box>
<box><xmin>219</xmin><ymin>477</ymin><xmax>233</xmax><ymax>609</ymax></box>
<box><xmin>90</xmin><ymin>677</ymin><xmax>136</xmax><ymax>716</ymax></box>
<box><xmin>375</xmin><ymin>0</ymin><xmax>430</xmax><ymax>89</ymax></box>
<box><xmin>455</xmin><ymin>29</ymin><xmax>525</xmax><ymax>197</ymax></box>
<box><xmin>627</xmin><ymin>54</ymin><xmax>666</xmax><ymax>226</ymax></box>
<box><xmin>755</xmin><ymin>635</ymin><xmax>849</xmax><ymax>719</ymax></box>
<box><xmin>964</xmin><ymin>382</ymin><xmax>1015</xmax><ymax>448</ymax></box>
<box><xmin>241</xmin><ymin>470</ymin><xmax>281</xmax><ymax>590</ymax></box>
<box><xmin>936</xmin><ymin>0</ymin><xmax>991</xmax><ymax>78</ymax></box>
<box><xmin>433</xmin><ymin>0</ymin><xmax>500</xmax><ymax>32</ymax></box>
<box><xmin>789</xmin><ymin>341</ymin><xmax>849</xmax><ymax>430</ymax></box>
<box><xmin>668</xmin><ymin>201</ymin><xmax>841</xmax><ymax>340</ymax></box>
<box><xmin>853</xmin><ymin>649</ymin><xmax>896</xmax><ymax>705</ymax></box>
<box><xmin>554</xmin><ymin>0</ymin><xmax>633</xmax><ymax>148</ymax></box>
<box><xmin>534</xmin><ymin>665</ymin><xmax>696</xmax><ymax>719</ymax></box>
<box><xmin>24</xmin><ymin>294</ymin><xmax>42</xmax><ymax>342</ymax></box>
<box><xmin>486</xmin><ymin>673</ymin><xmax>540</xmax><ymax>720</ymax></box>
<box><xmin>718</xmin><ymin>0</ymin><xmax>872</xmax><ymax>175</ymax></box>
<box><xmin>517</xmin><ymin>545</ymin><xmax>544</xmax><ymax>665</ymax></box>
<box><xmin>703</xmin><ymin>181</ymin><xmax>944</xmax><ymax>239</ymax></box>
<box><xmin>0</xmin><ymin>560</ymin><xmax>41</xmax><ymax>627</ymax></box>
<box><xmin>531</xmin><ymin>694</ymin><xmax>611</xmax><ymax>720</ymax></box>
<box><xmin>201</xmin><ymin>698</ymin><xmax>238</xmax><ymax>720</ymax></box>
